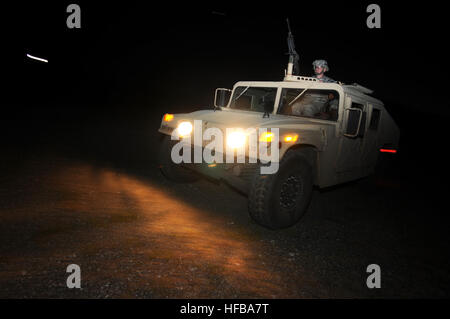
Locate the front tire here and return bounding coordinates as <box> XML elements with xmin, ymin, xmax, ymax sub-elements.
<box><xmin>248</xmin><ymin>150</ymin><xmax>313</xmax><ymax>229</ymax></box>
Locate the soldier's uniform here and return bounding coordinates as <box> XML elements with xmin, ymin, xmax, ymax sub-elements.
<box><xmin>328</xmin><ymin>98</ymin><xmax>339</xmax><ymax>112</ymax></box>
<box><xmin>291</xmin><ymin>92</ymin><xmax>333</xmax><ymax>117</ymax></box>
<box><xmin>313</xmin><ymin>74</ymin><xmax>336</xmax><ymax>83</ymax></box>
<box><xmin>312</xmin><ymin>59</ymin><xmax>337</xmax><ymax>83</ymax></box>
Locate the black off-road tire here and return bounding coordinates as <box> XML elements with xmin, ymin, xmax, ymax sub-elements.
<box><xmin>158</xmin><ymin>135</ymin><xmax>199</xmax><ymax>183</ymax></box>
<box><xmin>248</xmin><ymin>150</ymin><xmax>313</xmax><ymax>229</ymax></box>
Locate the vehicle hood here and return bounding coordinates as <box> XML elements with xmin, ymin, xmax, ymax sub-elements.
<box><xmin>159</xmin><ymin>109</ymin><xmax>331</xmax><ymax>151</ymax></box>
<box><xmin>176</xmin><ymin>109</ymin><xmax>332</xmax><ymax>130</ymax></box>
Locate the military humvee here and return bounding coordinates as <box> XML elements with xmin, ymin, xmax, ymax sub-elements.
<box><xmin>158</xmin><ymin>70</ymin><xmax>399</xmax><ymax>229</ymax></box>
<box><xmin>159</xmin><ymin>39</ymin><xmax>399</xmax><ymax>229</ymax></box>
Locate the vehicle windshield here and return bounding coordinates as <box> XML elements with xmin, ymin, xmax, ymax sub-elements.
<box><xmin>229</xmin><ymin>86</ymin><xmax>277</xmax><ymax>113</ymax></box>
<box><xmin>277</xmin><ymin>88</ymin><xmax>340</xmax><ymax>121</ymax></box>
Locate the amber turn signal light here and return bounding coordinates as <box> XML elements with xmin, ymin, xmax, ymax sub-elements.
<box><xmin>163</xmin><ymin>113</ymin><xmax>174</xmax><ymax>122</ymax></box>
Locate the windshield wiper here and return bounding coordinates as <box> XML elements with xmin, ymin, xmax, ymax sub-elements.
<box><xmin>288</xmin><ymin>83</ymin><xmax>316</xmax><ymax>106</ymax></box>
<box><xmin>289</xmin><ymin>89</ymin><xmax>308</xmax><ymax>106</ymax></box>
<box><xmin>234</xmin><ymin>86</ymin><xmax>250</xmax><ymax>101</ymax></box>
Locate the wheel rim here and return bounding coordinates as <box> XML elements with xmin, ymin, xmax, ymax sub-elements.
<box><xmin>279</xmin><ymin>174</ymin><xmax>303</xmax><ymax>209</ymax></box>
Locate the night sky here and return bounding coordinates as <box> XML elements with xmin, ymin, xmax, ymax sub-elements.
<box><xmin>3</xmin><ymin>2</ymin><xmax>447</xmax><ymax>108</ymax></box>
<box><xmin>2</xmin><ymin>0</ymin><xmax>449</xmax><ymax>153</ymax></box>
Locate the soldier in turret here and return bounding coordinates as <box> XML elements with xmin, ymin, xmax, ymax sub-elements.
<box><xmin>312</xmin><ymin>59</ymin><xmax>336</xmax><ymax>83</ymax></box>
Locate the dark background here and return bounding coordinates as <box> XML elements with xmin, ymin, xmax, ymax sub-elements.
<box><xmin>1</xmin><ymin>1</ymin><xmax>450</xmax><ymax>299</ymax></box>
<box><xmin>3</xmin><ymin>1</ymin><xmax>449</xmax><ymax>186</ymax></box>
<box><xmin>2</xmin><ymin>1</ymin><xmax>449</xmax><ymax>203</ymax></box>
<box><xmin>4</xmin><ymin>1</ymin><xmax>449</xmax><ymax>109</ymax></box>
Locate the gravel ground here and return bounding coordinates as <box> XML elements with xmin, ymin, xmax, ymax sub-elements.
<box><xmin>1</xmin><ymin>144</ymin><xmax>449</xmax><ymax>298</ymax></box>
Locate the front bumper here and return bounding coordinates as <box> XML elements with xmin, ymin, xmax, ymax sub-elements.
<box><xmin>182</xmin><ymin>160</ymin><xmax>260</xmax><ymax>195</ymax></box>
<box><xmin>180</xmin><ymin>143</ymin><xmax>262</xmax><ymax>194</ymax></box>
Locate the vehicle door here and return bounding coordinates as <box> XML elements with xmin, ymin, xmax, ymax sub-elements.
<box><xmin>360</xmin><ymin>104</ymin><xmax>382</xmax><ymax>174</ymax></box>
<box><xmin>335</xmin><ymin>95</ymin><xmax>368</xmax><ymax>180</ymax></box>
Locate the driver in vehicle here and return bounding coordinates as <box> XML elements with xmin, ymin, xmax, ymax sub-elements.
<box><xmin>291</xmin><ymin>94</ymin><xmax>318</xmax><ymax>117</ymax></box>
<box><xmin>315</xmin><ymin>92</ymin><xmax>339</xmax><ymax>120</ymax></box>
<box><xmin>287</xmin><ymin>91</ymin><xmax>338</xmax><ymax>120</ymax></box>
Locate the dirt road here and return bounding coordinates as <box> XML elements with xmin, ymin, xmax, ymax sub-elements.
<box><xmin>1</xmin><ymin>144</ymin><xmax>449</xmax><ymax>298</ymax></box>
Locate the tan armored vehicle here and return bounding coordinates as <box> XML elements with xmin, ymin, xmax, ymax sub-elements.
<box><xmin>158</xmin><ymin>71</ymin><xmax>399</xmax><ymax>229</ymax></box>
<box><xmin>158</xmin><ymin>24</ymin><xmax>399</xmax><ymax>229</ymax></box>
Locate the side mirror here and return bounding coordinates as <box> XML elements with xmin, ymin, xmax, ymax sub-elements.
<box><xmin>214</xmin><ymin>88</ymin><xmax>232</xmax><ymax>108</ymax></box>
<box><xmin>343</xmin><ymin>107</ymin><xmax>363</xmax><ymax>138</ymax></box>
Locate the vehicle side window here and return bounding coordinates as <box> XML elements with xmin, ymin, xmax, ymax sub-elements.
<box><xmin>277</xmin><ymin>89</ymin><xmax>339</xmax><ymax>121</ymax></box>
<box><xmin>369</xmin><ymin>108</ymin><xmax>381</xmax><ymax>130</ymax></box>
<box><xmin>351</xmin><ymin>102</ymin><xmax>366</xmax><ymax>138</ymax></box>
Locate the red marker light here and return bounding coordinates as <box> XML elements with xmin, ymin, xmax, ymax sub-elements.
<box><xmin>380</xmin><ymin>148</ymin><xmax>397</xmax><ymax>154</ymax></box>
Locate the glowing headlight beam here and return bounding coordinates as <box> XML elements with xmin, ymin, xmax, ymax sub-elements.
<box><xmin>177</xmin><ymin>121</ymin><xmax>193</xmax><ymax>137</ymax></box>
<box><xmin>26</xmin><ymin>54</ymin><xmax>48</xmax><ymax>63</ymax></box>
<box><xmin>226</xmin><ymin>131</ymin><xmax>246</xmax><ymax>149</ymax></box>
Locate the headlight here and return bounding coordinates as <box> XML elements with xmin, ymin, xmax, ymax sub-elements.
<box><xmin>177</xmin><ymin>121</ymin><xmax>193</xmax><ymax>137</ymax></box>
<box><xmin>227</xmin><ymin>131</ymin><xmax>246</xmax><ymax>149</ymax></box>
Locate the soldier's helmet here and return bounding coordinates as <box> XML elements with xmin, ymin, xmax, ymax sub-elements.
<box><xmin>312</xmin><ymin>59</ymin><xmax>329</xmax><ymax>73</ymax></box>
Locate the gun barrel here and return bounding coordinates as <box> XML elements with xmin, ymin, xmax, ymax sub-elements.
<box><xmin>286</xmin><ymin>18</ymin><xmax>292</xmax><ymax>34</ymax></box>
<box><xmin>285</xmin><ymin>18</ymin><xmax>299</xmax><ymax>75</ymax></box>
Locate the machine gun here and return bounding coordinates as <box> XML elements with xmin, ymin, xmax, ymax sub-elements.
<box><xmin>286</xmin><ymin>18</ymin><xmax>300</xmax><ymax>76</ymax></box>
